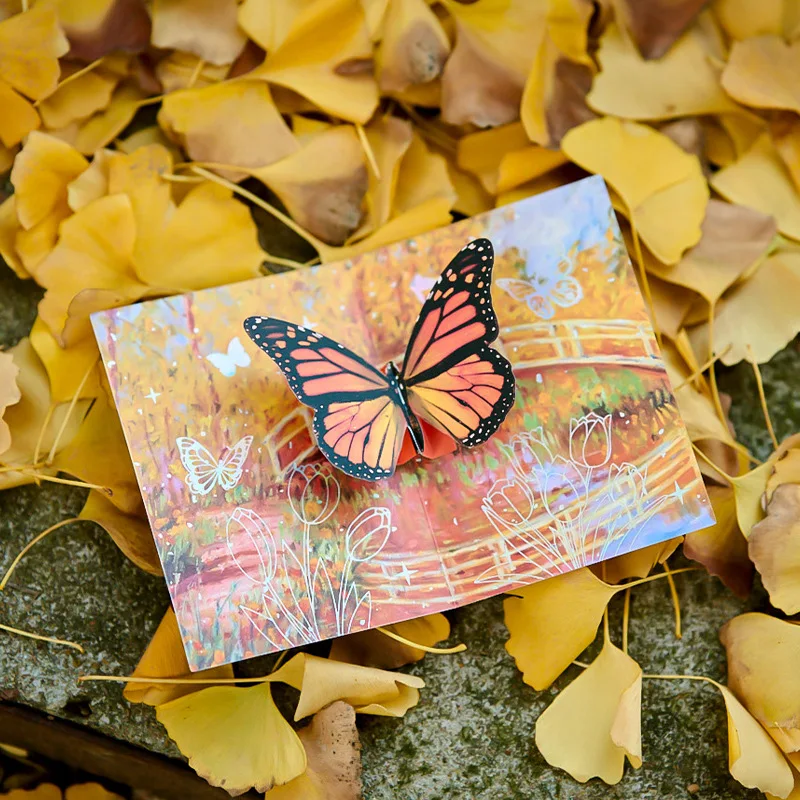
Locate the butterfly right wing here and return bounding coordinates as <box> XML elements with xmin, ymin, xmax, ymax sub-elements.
<box><xmin>218</xmin><ymin>435</ymin><xmax>254</xmax><ymax>490</ymax></box>
<box><xmin>176</xmin><ymin>437</ymin><xmax>223</xmax><ymax>495</ymax></box>
<box><xmin>244</xmin><ymin>317</ymin><xmax>407</xmax><ymax>480</ymax></box>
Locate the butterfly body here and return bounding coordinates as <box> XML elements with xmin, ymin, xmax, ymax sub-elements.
<box><xmin>245</xmin><ymin>239</ymin><xmax>515</xmax><ymax>481</ymax></box>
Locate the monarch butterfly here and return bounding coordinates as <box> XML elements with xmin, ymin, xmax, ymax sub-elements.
<box><xmin>244</xmin><ymin>239</ymin><xmax>515</xmax><ymax>481</ymax></box>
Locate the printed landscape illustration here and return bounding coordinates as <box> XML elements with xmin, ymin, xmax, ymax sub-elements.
<box><xmin>93</xmin><ymin>177</ymin><xmax>714</xmax><ymax>670</ymax></box>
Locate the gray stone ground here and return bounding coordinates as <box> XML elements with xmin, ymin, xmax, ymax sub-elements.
<box><xmin>2</xmin><ymin>263</ymin><xmax>797</xmax><ymax>799</ymax></box>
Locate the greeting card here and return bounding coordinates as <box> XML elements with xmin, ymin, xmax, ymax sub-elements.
<box><xmin>92</xmin><ymin>176</ymin><xmax>713</xmax><ymax>671</ymax></box>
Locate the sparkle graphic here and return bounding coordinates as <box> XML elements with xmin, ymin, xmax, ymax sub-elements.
<box><xmin>145</xmin><ymin>388</ymin><xmax>161</xmax><ymax>404</ymax></box>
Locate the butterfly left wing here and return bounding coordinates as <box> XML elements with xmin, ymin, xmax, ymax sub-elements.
<box><xmin>401</xmin><ymin>239</ymin><xmax>515</xmax><ymax>447</ymax></box>
<box><xmin>244</xmin><ymin>317</ymin><xmax>407</xmax><ymax>480</ymax></box>
<box><xmin>217</xmin><ymin>435</ymin><xmax>254</xmax><ymax>490</ymax></box>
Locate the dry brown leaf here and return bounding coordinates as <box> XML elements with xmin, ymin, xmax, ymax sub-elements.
<box><xmin>329</xmin><ymin>613</ymin><xmax>450</xmax><ymax>669</ymax></box>
<box><xmin>748</xmin><ymin>484</ymin><xmax>800</xmax><ymax>613</ymax></box>
<box><xmin>56</xmin><ymin>0</ymin><xmax>151</xmax><ymax>60</ymax></box>
<box><xmin>615</xmin><ymin>0</ymin><xmax>709</xmax><ymax>59</ymax></box>
<box><xmin>159</xmin><ymin>80</ymin><xmax>299</xmax><ymax>180</ymax></box>
<box><xmin>535</xmin><ymin>638</ymin><xmax>642</xmax><ymax>784</ymax></box>
<box><xmin>253</xmin><ymin>125</ymin><xmax>367</xmax><ymax>245</ymax></box>
<box><xmin>683</xmin><ymin>485</ymin><xmax>753</xmax><ymax>597</ymax></box>
<box><xmin>721</xmin><ymin>613</ymin><xmax>800</xmax><ymax>756</ymax></box>
<box><xmin>504</xmin><ymin>567</ymin><xmax>617</xmax><ymax>690</ymax></box>
<box><xmin>151</xmin><ymin>0</ymin><xmax>246</xmax><ymax>66</ymax></box>
<box><xmin>266</xmin><ymin>701</ymin><xmax>362</xmax><ymax>800</ymax></box>
<box><xmin>123</xmin><ymin>607</ymin><xmax>233</xmax><ymax>706</ymax></box>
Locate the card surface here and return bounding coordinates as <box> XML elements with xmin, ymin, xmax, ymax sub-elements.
<box><xmin>93</xmin><ymin>176</ymin><xmax>713</xmax><ymax>671</ymax></box>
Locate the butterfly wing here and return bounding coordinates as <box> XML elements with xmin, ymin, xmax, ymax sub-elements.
<box><xmin>402</xmin><ymin>239</ymin><xmax>516</xmax><ymax>447</ymax></box>
<box><xmin>228</xmin><ymin>336</ymin><xmax>252</xmax><ymax>368</ymax></box>
<box><xmin>244</xmin><ymin>317</ymin><xmax>407</xmax><ymax>480</ymax></box>
<box><xmin>218</xmin><ymin>435</ymin><xmax>254</xmax><ymax>490</ymax></box>
<box><xmin>177</xmin><ymin>437</ymin><xmax>222</xmax><ymax>495</ymax></box>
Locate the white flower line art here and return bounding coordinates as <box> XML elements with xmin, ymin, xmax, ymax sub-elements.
<box><xmin>477</xmin><ymin>413</ymin><xmax>677</xmax><ymax>585</ymax></box>
<box><xmin>227</xmin><ymin>463</ymin><xmax>393</xmax><ymax>648</ymax></box>
<box><xmin>176</xmin><ymin>435</ymin><xmax>253</xmax><ymax>496</ymax></box>
<box><xmin>496</xmin><ymin>257</ymin><xmax>583</xmax><ymax>320</ymax></box>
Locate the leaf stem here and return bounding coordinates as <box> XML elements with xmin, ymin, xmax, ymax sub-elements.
<box><xmin>691</xmin><ymin>443</ymin><xmax>734</xmax><ymax>485</ymax></box>
<box><xmin>1</xmin><ymin>518</ymin><xmax>81</xmax><ymax>590</ymax></box>
<box><xmin>355</xmin><ymin>122</ymin><xmax>381</xmax><ymax>180</ymax></box>
<box><xmin>747</xmin><ymin>345</ymin><xmax>779</xmax><ymax>450</ymax></box>
<box><xmin>0</xmin><ymin>622</ymin><xmax>83</xmax><ymax>653</ymax></box>
<box><xmin>622</xmin><ymin>587</ymin><xmax>631</xmax><ymax>655</ymax></box>
<box><xmin>626</xmin><ymin>212</ymin><xmax>662</xmax><ymax>350</ymax></box>
<box><xmin>672</xmin><ymin>345</ymin><xmax>732</xmax><ymax>391</ymax></box>
<box><xmin>16</xmin><ymin>472</ymin><xmax>112</xmax><ymax>494</ymax></box>
<box><xmin>46</xmin><ymin>356</ymin><xmax>96</xmax><ymax>464</ymax></box>
<box><xmin>613</xmin><ymin>565</ymin><xmax>700</xmax><ymax>591</ymax></box>
<box><xmin>663</xmin><ymin>562</ymin><xmax>682</xmax><ymax>639</ymax></box>
<box><xmin>376</xmin><ymin>626</ymin><xmax>467</xmax><ymax>654</ymax></box>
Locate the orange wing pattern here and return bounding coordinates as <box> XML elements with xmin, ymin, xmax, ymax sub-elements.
<box><xmin>243</xmin><ymin>317</ymin><xmax>408</xmax><ymax>479</ymax></box>
<box><xmin>402</xmin><ymin>239</ymin><xmax>515</xmax><ymax>447</ymax></box>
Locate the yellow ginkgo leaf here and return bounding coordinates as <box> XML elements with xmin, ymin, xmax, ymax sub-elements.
<box><xmin>748</xmin><ymin>484</ymin><xmax>800</xmax><ymax>614</ymax></box>
<box><xmin>0</xmin><ymin>6</ymin><xmax>68</xmax><ymax>100</ymax></box>
<box><xmin>132</xmin><ymin>181</ymin><xmax>264</xmax><ymax>292</ymax></box>
<box><xmin>561</xmin><ymin>117</ymin><xmax>708</xmax><ymax>264</ymax></box>
<box><xmin>729</xmin><ymin>459</ymin><xmax>775</xmax><ymax>539</ymax></box>
<box><xmin>773</xmin><ymin>114</ymin><xmax>800</xmax><ymax>193</ymax></box>
<box><xmin>123</xmin><ymin>607</ymin><xmax>232</xmax><ymax>706</ymax></box>
<box><xmin>54</xmin><ymin>390</ymin><xmax>142</xmax><ymax>514</ymax></box>
<box><xmin>63</xmin><ymin>783</ymin><xmax>124</xmax><ymax>800</ymax></box>
<box><xmin>614</xmin><ymin>0</ymin><xmax>709</xmax><ymax>59</ymax></box>
<box><xmin>15</xmin><ymin>197</ymin><xmax>73</xmax><ymax>279</ymax></box>
<box><xmin>377</xmin><ymin>0</ymin><xmax>449</xmax><ymax>93</ymax></box>
<box><xmin>251</xmin><ymin>0</ymin><xmax>379</xmax><ymax>124</ymax></box>
<box><xmin>504</xmin><ymin>567</ymin><xmax>617</xmax><ymax>690</ymax></box>
<box><xmin>767</xmin><ymin>446</ymin><xmax>800</xmax><ymax>499</ymax></box>
<box><xmin>66</xmin><ymin>149</ymin><xmax>112</xmax><ymax>212</ymax></box>
<box><xmin>156</xmin><ymin>682</ymin><xmax>307</xmax><ymax>795</ymax></box>
<box><xmin>79</xmin><ymin>490</ymin><xmax>162</xmax><ymax>575</ymax></box>
<box><xmin>238</xmin><ymin>0</ymin><xmax>304</xmax><ymax>51</ymax></box>
<box><xmin>684</xmin><ymin>485</ymin><xmax>753</xmax><ymax>597</ymax></box>
<box><xmin>10</xmin><ymin>132</ymin><xmax>88</xmax><ymax>230</ymax></box>
<box><xmin>722</xmin><ymin>36</ymin><xmax>800</xmax><ymax>114</ymax></box>
<box><xmin>271</xmin><ymin>652</ymin><xmax>425</xmax><ymax>720</ymax></box>
<box><xmin>0</xmin><ymin>78</ymin><xmax>40</xmax><ymax>148</ymax></box>
<box><xmin>35</xmin><ymin>194</ymin><xmax>147</xmax><ymax>346</ymax></box>
<box><xmin>29</xmin><ymin>316</ymin><xmax>102</xmax><ymax>403</ymax></box>
<box><xmin>1</xmin><ymin>784</ymin><xmax>62</xmax><ymax>799</ymax></box>
<box><xmin>38</xmin><ymin>69</ymin><xmax>118</xmax><ymax>132</ymax></box>
<box><xmin>445</xmin><ymin>156</ymin><xmax>493</xmax><ymax>217</ymax></box>
<box><xmin>253</xmin><ymin>125</ymin><xmax>367</xmax><ymax>246</ymax></box>
<box><xmin>56</xmin><ymin>0</ymin><xmax>151</xmax><ymax>61</ymax></box>
<box><xmin>644</xmin><ymin>199</ymin><xmax>777</xmax><ymax>305</ymax></box>
<box><xmin>0</xmin><ymin>195</ymin><xmax>25</xmax><ymax>278</ymax></box>
<box><xmin>0</xmin><ymin>349</ymin><xmax>21</xmax><ymax>457</ymax></box>
<box><xmin>159</xmin><ymin>80</ymin><xmax>299</xmax><ymax>180</ymax></box>
<box><xmin>392</xmin><ymin>132</ymin><xmax>455</xmax><ymax>216</ymax></box>
<box><xmin>265</xmin><ymin>701</ymin><xmax>362</xmax><ymax>800</ymax></box>
<box><xmin>712</xmin><ymin>133</ymin><xmax>800</xmax><ymax>242</ymax></box>
<box><xmin>589</xmin><ymin>22</ymin><xmax>735</xmax><ymax>120</ymax></box>
<box><xmin>647</xmin><ymin>273</ymin><xmax>696</xmax><ymax>339</ymax></box>
<box><xmin>74</xmin><ymin>83</ymin><xmax>146</xmax><ymax>156</ymax></box>
<box><xmin>689</xmin><ymin>251</ymin><xmax>800</xmax><ymax>366</ymax></box>
<box><xmin>363</xmin><ymin>115</ymin><xmax>413</xmax><ymax>230</ymax></box>
<box><xmin>535</xmin><ymin>639</ymin><xmax>642</xmax><ymax>784</ymax></box>
<box><xmin>718</xmin><ymin>683</ymin><xmax>795</xmax><ymax>797</ymax></box>
<box><xmin>329</xmin><ymin>613</ymin><xmax>450</xmax><ymax>669</ymax></box>
<box><xmin>151</xmin><ymin>0</ymin><xmax>246</xmax><ymax>65</ymax></box>
<box><xmin>598</xmin><ymin>537</ymin><xmax>681</xmax><ymax>584</ymax></box>
<box><xmin>155</xmin><ymin>51</ymin><xmax>230</xmax><ymax>94</ymax></box>
<box><xmin>714</xmin><ymin>0</ymin><xmax>789</xmax><ymax>40</ymax></box>
<box><xmin>456</xmin><ymin>122</ymin><xmax>531</xmax><ymax>194</ymax></box>
<box><xmin>0</xmin><ymin>338</ymin><xmax>89</xmax><ymax>491</ymax></box>
<box><xmin>721</xmin><ymin>613</ymin><xmax>800</xmax><ymax>755</ymax></box>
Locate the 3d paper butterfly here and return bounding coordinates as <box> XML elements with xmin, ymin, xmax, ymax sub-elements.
<box><xmin>176</xmin><ymin>435</ymin><xmax>253</xmax><ymax>495</ymax></box>
<box><xmin>207</xmin><ymin>336</ymin><xmax>251</xmax><ymax>377</ymax></box>
<box><xmin>244</xmin><ymin>239</ymin><xmax>515</xmax><ymax>481</ymax></box>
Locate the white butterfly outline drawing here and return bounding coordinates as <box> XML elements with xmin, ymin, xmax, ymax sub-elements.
<box><xmin>176</xmin><ymin>436</ymin><xmax>254</xmax><ymax>496</ymax></box>
<box><xmin>496</xmin><ymin>259</ymin><xmax>583</xmax><ymax>320</ymax></box>
<box><xmin>207</xmin><ymin>336</ymin><xmax>251</xmax><ymax>377</ymax></box>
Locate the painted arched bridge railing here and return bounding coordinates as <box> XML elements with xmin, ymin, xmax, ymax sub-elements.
<box><xmin>501</xmin><ymin>318</ymin><xmax>662</xmax><ymax>372</ymax></box>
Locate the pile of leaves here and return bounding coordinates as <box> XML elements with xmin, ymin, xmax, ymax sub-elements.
<box><xmin>2</xmin><ymin>0</ymin><xmax>800</xmax><ymax>796</ymax></box>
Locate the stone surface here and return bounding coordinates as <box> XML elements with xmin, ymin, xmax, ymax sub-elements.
<box><xmin>1</xmin><ymin>263</ymin><xmax>797</xmax><ymax>799</ymax></box>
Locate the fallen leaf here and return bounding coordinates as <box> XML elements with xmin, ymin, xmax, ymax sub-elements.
<box><xmin>329</xmin><ymin>613</ymin><xmax>450</xmax><ymax>669</ymax></box>
<box><xmin>772</xmin><ymin>114</ymin><xmax>800</xmax><ymax>193</ymax></box>
<box><xmin>155</xmin><ymin>51</ymin><xmax>229</xmax><ymax>93</ymax></box>
<box><xmin>456</xmin><ymin>122</ymin><xmax>531</xmax><ymax>194</ymax></box>
<box><xmin>362</xmin><ymin>115</ymin><xmax>413</xmax><ymax>230</ymax></box>
<box><xmin>38</xmin><ymin>69</ymin><xmax>118</xmax><ymax>131</ymax></box>
<box><xmin>10</xmin><ymin>132</ymin><xmax>87</xmax><ymax>230</ymax></box>
<box><xmin>151</xmin><ymin>0</ymin><xmax>246</xmax><ymax>65</ymax></box>
<box><xmin>1</xmin><ymin>785</ymin><xmax>62</xmax><ymax>799</ymax></box>
<box><xmin>598</xmin><ymin>537</ymin><xmax>682</xmax><ymax>584</ymax></box>
<box><xmin>265</xmin><ymin>701</ymin><xmax>362</xmax><ymax>800</ymax></box>
<box><xmin>0</xmin><ymin>196</ymin><xmax>25</xmax><ymax>278</ymax></box>
<box><xmin>535</xmin><ymin>638</ymin><xmax>642</xmax><ymax>784</ymax></box>
<box><xmin>748</xmin><ymin>484</ymin><xmax>800</xmax><ymax>613</ymax></box>
<box><xmin>74</xmin><ymin>83</ymin><xmax>146</xmax><ymax>155</ymax></box>
<box><xmin>714</xmin><ymin>0</ymin><xmax>790</xmax><ymax>40</ymax></box>
<box><xmin>66</xmin><ymin>149</ymin><xmax>112</xmax><ymax>212</ymax></box>
<box><xmin>767</xmin><ymin>446</ymin><xmax>800</xmax><ymax>499</ymax></box>
<box><xmin>647</xmin><ymin>274</ymin><xmax>697</xmax><ymax>339</ymax></box>
<box><xmin>504</xmin><ymin>567</ymin><xmax>617</xmax><ymax>690</ymax></box>
<box><xmin>156</xmin><ymin>682</ymin><xmax>307</xmax><ymax>795</ymax></box>
<box><xmin>253</xmin><ymin>125</ymin><xmax>367</xmax><ymax>246</ymax></box>
<box><xmin>561</xmin><ymin>117</ymin><xmax>708</xmax><ymax>264</ymax></box>
<box><xmin>123</xmin><ymin>607</ymin><xmax>232</xmax><ymax>706</ymax></box>
<box><xmin>614</xmin><ymin>0</ymin><xmax>709</xmax><ymax>59</ymax></box>
<box><xmin>377</xmin><ymin>0</ymin><xmax>449</xmax><ymax>93</ymax></box>
<box><xmin>722</xmin><ymin>36</ymin><xmax>800</xmax><ymax>114</ymax></box>
<box><xmin>683</xmin><ymin>485</ymin><xmax>753</xmax><ymax>597</ymax></box>
<box><xmin>271</xmin><ymin>652</ymin><xmax>425</xmax><ymax>720</ymax></box>
<box><xmin>589</xmin><ymin>22</ymin><xmax>735</xmax><ymax>120</ymax></box>
<box><xmin>63</xmin><ymin>784</ymin><xmax>124</xmax><ymax>800</ymax></box>
<box><xmin>55</xmin><ymin>2</ymin><xmax>148</xmax><ymax>61</ymax></box>
<box><xmin>644</xmin><ymin>199</ymin><xmax>777</xmax><ymax>305</ymax></box>
<box><xmin>0</xmin><ymin>78</ymin><xmax>40</xmax><ymax>148</ymax></box>
<box><xmin>721</xmin><ymin>613</ymin><xmax>800</xmax><ymax>755</ymax></box>
<box><xmin>158</xmin><ymin>80</ymin><xmax>299</xmax><ymax>180</ymax></box>
<box><xmin>712</xmin><ymin>133</ymin><xmax>800</xmax><ymax>242</ymax></box>
<box><xmin>0</xmin><ymin>349</ymin><xmax>21</xmax><ymax>456</ymax></box>
<box><xmin>248</xmin><ymin>0</ymin><xmax>379</xmax><ymax>124</ymax></box>
<box><xmin>392</xmin><ymin>132</ymin><xmax>456</xmax><ymax>215</ymax></box>
<box><xmin>688</xmin><ymin>251</ymin><xmax>800</xmax><ymax>366</ymax></box>
<box><xmin>80</xmin><ymin>490</ymin><xmax>161</xmax><ymax>575</ymax></box>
